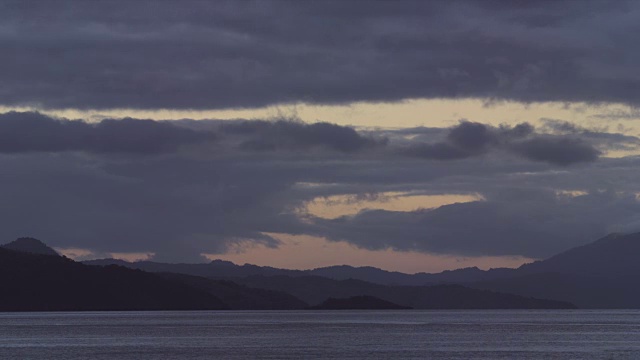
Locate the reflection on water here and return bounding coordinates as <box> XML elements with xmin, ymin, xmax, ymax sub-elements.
<box><xmin>1</xmin><ymin>310</ymin><xmax>639</xmax><ymax>359</ymax></box>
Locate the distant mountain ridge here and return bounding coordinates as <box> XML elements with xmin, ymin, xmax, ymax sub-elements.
<box><xmin>12</xmin><ymin>232</ymin><xmax>640</xmax><ymax>310</ymax></box>
<box><xmin>0</xmin><ymin>237</ymin><xmax>313</xmax><ymax>311</ymax></box>
<box><xmin>82</xmin><ymin>231</ymin><xmax>640</xmax><ymax>308</ymax></box>
<box><xmin>3</xmin><ymin>237</ymin><xmax>576</xmax><ymax>311</ymax></box>
<box><xmin>84</xmin><ymin>258</ymin><xmax>305</xmax><ymax>279</ymax></box>
<box><xmin>517</xmin><ymin>232</ymin><xmax>640</xmax><ymax>276</ymax></box>
<box><xmin>83</xmin><ymin>259</ymin><xmax>573</xmax><ymax>309</ymax></box>
<box><xmin>469</xmin><ymin>232</ymin><xmax>640</xmax><ymax>308</ymax></box>
<box><xmin>158</xmin><ymin>273</ymin><xmax>308</xmax><ymax>310</ymax></box>
<box><xmin>83</xmin><ymin>258</ymin><xmax>514</xmax><ymax>286</ymax></box>
<box><xmin>232</xmin><ymin>275</ymin><xmax>574</xmax><ymax>309</ymax></box>
<box><xmin>2</xmin><ymin>237</ymin><xmax>59</xmax><ymax>256</ymax></box>
<box><xmin>0</xmin><ymin>246</ymin><xmax>227</xmax><ymax>311</ymax></box>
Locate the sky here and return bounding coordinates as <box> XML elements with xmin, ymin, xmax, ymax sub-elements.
<box><xmin>2</xmin><ymin>0</ymin><xmax>640</xmax><ymax>273</ymax></box>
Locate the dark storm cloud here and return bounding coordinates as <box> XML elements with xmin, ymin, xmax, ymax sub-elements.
<box><xmin>402</xmin><ymin>121</ymin><xmax>601</xmax><ymax>165</ymax></box>
<box><xmin>0</xmin><ymin>153</ymin><xmax>298</xmax><ymax>262</ymax></box>
<box><xmin>0</xmin><ymin>112</ymin><xmax>384</xmax><ymax>155</ymax></box>
<box><xmin>0</xmin><ymin>112</ymin><xmax>214</xmax><ymax>153</ymax></box>
<box><xmin>312</xmin><ymin>189</ymin><xmax>640</xmax><ymax>258</ymax></box>
<box><xmin>0</xmin><ymin>0</ymin><xmax>639</xmax><ymax>109</ymax></box>
<box><xmin>509</xmin><ymin>137</ymin><xmax>600</xmax><ymax>166</ymax></box>
<box><xmin>540</xmin><ymin>118</ymin><xmax>640</xmax><ymax>151</ymax></box>
<box><xmin>220</xmin><ymin>120</ymin><xmax>386</xmax><ymax>153</ymax></box>
<box><xmin>1</xmin><ymin>111</ymin><xmax>639</xmax><ymax>261</ymax></box>
<box><xmin>0</xmin><ymin>112</ymin><xmax>606</xmax><ymax>165</ymax></box>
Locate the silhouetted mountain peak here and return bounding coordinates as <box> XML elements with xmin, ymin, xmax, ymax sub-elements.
<box><xmin>438</xmin><ymin>266</ymin><xmax>482</xmax><ymax>275</ymax></box>
<box><xmin>519</xmin><ymin>231</ymin><xmax>640</xmax><ymax>276</ymax></box>
<box><xmin>0</xmin><ymin>246</ymin><xmax>227</xmax><ymax>311</ymax></box>
<box><xmin>313</xmin><ymin>265</ymin><xmax>355</xmax><ymax>271</ymax></box>
<box><xmin>591</xmin><ymin>232</ymin><xmax>624</xmax><ymax>244</ymax></box>
<box><xmin>84</xmin><ymin>258</ymin><xmax>132</xmax><ymax>266</ymax></box>
<box><xmin>210</xmin><ymin>259</ymin><xmax>236</xmax><ymax>266</ymax></box>
<box><xmin>2</xmin><ymin>237</ymin><xmax>59</xmax><ymax>256</ymax></box>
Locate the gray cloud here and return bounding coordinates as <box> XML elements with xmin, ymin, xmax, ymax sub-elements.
<box><xmin>540</xmin><ymin>118</ymin><xmax>640</xmax><ymax>152</ymax></box>
<box><xmin>221</xmin><ymin>120</ymin><xmax>386</xmax><ymax>153</ymax></box>
<box><xmin>0</xmin><ymin>0</ymin><xmax>639</xmax><ymax>110</ymax></box>
<box><xmin>509</xmin><ymin>137</ymin><xmax>600</xmax><ymax>166</ymax></box>
<box><xmin>0</xmin><ymin>112</ymin><xmax>214</xmax><ymax>154</ymax></box>
<box><xmin>403</xmin><ymin>121</ymin><xmax>601</xmax><ymax>165</ymax></box>
<box><xmin>0</xmin><ymin>152</ymin><xmax>309</xmax><ymax>262</ymax></box>
<box><xmin>312</xmin><ymin>189</ymin><xmax>640</xmax><ymax>259</ymax></box>
<box><xmin>0</xmin><ymin>112</ymin><xmax>387</xmax><ymax>156</ymax></box>
<box><xmin>0</xmin><ymin>111</ymin><xmax>638</xmax><ymax>261</ymax></box>
<box><xmin>0</xmin><ymin>112</ymin><xmax>607</xmax><ymax>166</ymax></box>
<box><xmin>403</xmin><ymin>142</ymin><xmax>474</xmax><ymax>161</ymax></box>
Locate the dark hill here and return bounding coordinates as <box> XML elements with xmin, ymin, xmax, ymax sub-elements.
<box><xmin>233</xmin><ymin>275</ymin><xmax>576</xmax><ymax>309</ymax></box>
<box><xmin>469</xmin><ymin>272</ymin><xmax>640</xmax><ymax>309</ymax></box>
<box><xmin>2</xmin><ymin>237</ymin><xmax>59</xmax><ymax>256</ymax></box>
<box><xmin>307</xmin><ymin>265</ymin><xmax>427</xmax><ymax>286</ymax></box>
<box><xmin>309</xmin><ymin>295</ymin><xmax>411</xmax><ymax>310</ymax></box>
<box><xmin>84</xmin><ymin>259</ymin><xmax>575</xmax><ymax>309</ymax></box>
<box><xmin>83</xmin><ymin>258</ymin><xmax>304</xmax><ymax>278</ymax></box>
<box><xmin>304</xmin><ymin>231</ymin><xmax>640</xmax><ymax>287</ymax></box>
<box><xmin>0</xmin><ymin>247</ymin><xmax>227</xmax><ymax>311</ymax></box>
<box><xmin>518</xmin><ymin>232</ymin><xmax>640</xmax><ymax>276</ymax></box>
<box><xmin>467</xmin><ymin>232</ymin><xmax>640</xmax><ymax>308</ymax></box>
<box><xmin>159</xmin><ymin>273</ymin><xmax>308</xmax><ymax>310</ymax></box>
<box><xmin>81</xmin><ymin>232</ymin><xmax>640</xmax><ymax>308</ymax></box>
<box><xmin>82</xmin><ymin>258</ymin><xmax>514</xmax><ymax>286</ymax></box>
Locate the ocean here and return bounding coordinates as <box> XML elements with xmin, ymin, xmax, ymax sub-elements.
<box><xmin>1</xmin><ymin>310</ymin><xmax>639</xmax><ymax>359</ymax></box>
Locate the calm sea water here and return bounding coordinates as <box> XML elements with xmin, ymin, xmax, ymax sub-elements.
<box><xmin>0</xmin><ymin>310</ymin><xmax>639</xmax><ymax>359</ymax></box>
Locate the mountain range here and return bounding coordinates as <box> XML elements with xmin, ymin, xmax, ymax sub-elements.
<box><xmin>0</xmin><ymin>237</ymin><xmax>576</xmax><ymax>311</ymax></box>
<box><xmin>85</xmin><ymin>232</ymin><xmax>640</xmax><ymax>308</ymax></box>
<box><xmin>0</xmin><ymin>244</ymin><xmax>226</xmax><ymax>311</ymax></box>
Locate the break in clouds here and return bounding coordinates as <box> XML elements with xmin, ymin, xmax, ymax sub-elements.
<box><xmin>1</xmin><ymin>112</ymin><xmax>640</xmax><ymax>261</ymax></box>
<box><xmin>2</xmin><ymin>0</ymin><xmax>640</xmax><ymax>109</ymax></box>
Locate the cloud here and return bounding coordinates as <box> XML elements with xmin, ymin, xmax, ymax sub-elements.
<box><xmin>540</xmin><ymin>118</ymin><xmax>640</xmax><ymax>152</ymax></box>
<box><xmin>0</xmin><ymin>112</ymin><xmax>388</xmax><ymax>156</ymax></box>
<box><xmin>589</xmin><ymin>108</ymin><xmax>640</xmax><ymax>121</ymax></box>
<box><xmin>220</xmin><ymin>120</ymin><xmax>386</xmax><ymax>153</ymax></box>
<box><xmin>0</xmin><ymin>112</ymin><xmax>214</xmax><ymax>154</ymax></box>
<box><xmin>0</xmin><ymin>152</ymin><xmax>298</xmax><ymax>262</ymax></box>
<box><xmin>0</xmin><ymin>111</ymin><xmax>638</xmax><ymax>261</ymax></box>
<box><xmin>0</xmin><ymin>1</ymin><xmax>639</xmax><ymax>110</ymax></box>
<box><xmin>402</xmin><ymin>121</ymin><xmax>601</xmax><ymax>165</ymax></box>
<box><xmin>312</xmin><ymin>189</ymin><xmax>640</xmax><ymax>258</ymax></box>
<box><xmin>509</xmin><ymin>137</ymin><xmax>600</xmax><ymax>166</ymax></box>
